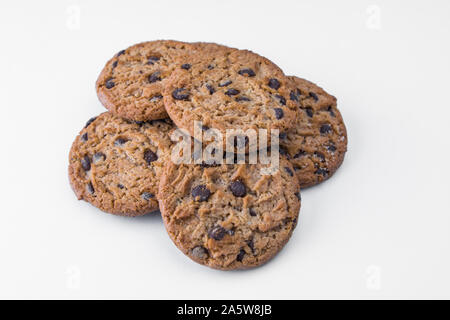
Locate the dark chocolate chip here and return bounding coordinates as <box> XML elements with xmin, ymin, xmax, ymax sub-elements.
<box><xmin>238</xmin><ymin>68</ymin><xmax>256</xmax><ymax>77</ymax></box>
<box><xmin>284</xmin><ymin>166</ymin><xmax>294</xmax><ymax>177</ymax></box>
<box><xmin>93</xmin><ymin>152</ymin><xmax>106</xmax><ymax>163</ymax></box>
<box><xmin>105</xmin><ymin>78</ymin><xmax>115</xmax><ymax>89</ymax></box>
<box><xmin>219</xmin><ymin>80</ymin><xmax>232</xmax><ymax>87</ymax></box>
<box><xmin>225</xmin><ymin>88</ymin><xmax>240</xmax><ymax>96</ymax></box>
<box><xmin>191</xmin><ymin>246</ymin><xmax>208</xmax><ymax>259</ymax></box>
<box><xmin>114</xmin><ymin>138</ymin><xmax>128</xmax><ymax>146</ymax></box>
<box><xmin>205</xmin><ymin>84</ymin><xmax>215</xmax><ymax>95</ymax></box>
<box><xmin>208</xmin><ymin>225</ymin><xmax>226</xmax><ymax>241</ymax></box>
<box><xmin>315</xmin><ymin>168</ymin><xmax>329</xmax><ymax>176</ymax></box>
<box><xmin>144</xmin><ymin>149</ymin><xmax>158</xmax><ymax>164</ymax></box>
<box><xmin>236</xmin><ymin>249</ymin><xmax>246</xmax><ymax>262</ymax></box>
<box><xmin>274</xmin><ymin>108</ymin><xmax>284</xmax><ymax>119</ymax></box>
<box><xmin>87</xmin><ymin>182</ymin><xmax>94</xmax><ymax>194</ymax></box>
<box><xmin>294</xmin><ymin>150</ymin><xmax>306</xmax><ymax>158</ymax></box>
<box><xmin>327</xmin><ymin>106</ymin><xmax>336</xmax><ymax>117</ymax></box>
<box><xmin>228</xmin><ymin>229</ymin><xmax>235</xmax><ymax>236</ymax></box>
<box><xmin>279</xmin><ymin>146</ymin><xmax>290</xmax><ymax>159</ymax></box>
<box><xmin>314</xmin><ymin>151</ymin><xmax>325</xmax><ymax>162</ymax></box>
<box><xmin>117</xmin><ymin>184</ymin><xmax>124</xmax><ymax>189</ymax></box>
<box><xmin>172</xmin><ymin>88</ymin><xmax>190</xmax><ymax>100</ymax></box>
<box><xmin>235</xmin><ymin>96</ymin><xmax>251</xmax><ymax>102</ymax></box>
<box><xmin>309</xmin><ymin>92</ymin><xmax>319</xmax><ymax>102</ymax></box>
<box><xmin>246</xmin><ymin>240</ymin><xmax>255</xmax><ymax>254</ymax></box>
<box><xmin>207</xmin><ymin>64</ymin><xmax>215</xmax><ymax>70</ymax></box>
<box><xmin>141</xmin><ymin>192</ymin><xmax>154</xmax><ymax>201</ymax></box>
<box><xmin>181</xmin><ymin>63</ymin><xmax>191</xmax><ymax>70</ymax></box>
<box><xmin>320</xmin><ymin>124</ymin><xmax>332</xmax><ymax>134</ymax></box>
<box><xmin>295</xmin><ymin>192</ymin><xmax>301</xmax><ymax>201</ymax></box>
<box><xmin>85</xmin><ymin>117</ymin><xmax>97</xmax><ymax>128</ymax></box>
<box><xmin>249</xmin><ymin>208</ymin><xmax>257</xmax><ymax>216</ymax></box>
<box><xmin>290</xmin><ymin>89</ymin><xmax>301</xmax><ymax>101</ymax></box>
<box><xmin>81</xmin><ymin>155</ymin><xmax>91</xmax><ymax>171</ymax></box>
<box><xmin>327</xmin><ymin>144</ymin><xmax>337</xmax><ymax>152</ymax></box>
<box><xmin>229</xmin><ymin>180</ymin><xmax>247</xmax><ymax>197</ymax></box>
<box><xmin>117</xmin><ymin>50</ymin><xmax>126</xmax><ymax>57</ymax></box>
<box><xmin>305</xmin><ymin>107</ymin><xmax>314</xmax><ymax>117</ymax></box>
<box><xmin>275</xmin><ymin>94</ymin><xmax>286</xmax><ymax>105</ymax></box>
<box><xmin>148</xmin><ymin>72</ymin><xmax>161</xmax><ymax>83</ymax></box>
<box><xmin>112</xmin><ymin>61</ymin><xmax>118</xmax><ymax>69</ymax></box>
<box><xmin>268</xmin><ymin>78</ymin><xmax>281</xmax><ymax>90</ymax></box>
<box><xmin>81</xmin><ymin>133</ymin><xmax>88</xmax><ymax>142</ymax></box>
<box><xmin>147</xmin><ymin>56</ymin><xmax>160</xmax><ymax>64</ymax></box>
<box><xmin>150</xmin><ymin>94</ymin><xmax>163</xmax><ymax>102</ymax></box>
<box><xmin>279</xmin><ymin>132</ymin><xmax>287</xmax><ymax>139</ymax></box>
<box><xmin>191</xmin><ymin>185</ymin><xmax>211</xmax><ymax>202</ymax></box>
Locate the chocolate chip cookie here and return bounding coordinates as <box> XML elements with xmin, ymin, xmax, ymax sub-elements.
<box><xmin>68</xmin><ymin>112</ymin><xmax>173</xmax><ymax>216</ymax></box>
<box><xmin>280</xmin><ymin>77</ymin><xmax>347</xmax><ymax>188</ymax></box>
<box><xmin>163</xmin><ymin>48</ymin><xmax>301</xmax><ymax>150</ymax></box>
<box><xmin>158</xmin><ymin>156</ymin><xmax>301</xmax><ymax>270</ymax></box>
<box><xmin>96</xmin><ymin>40</ymin><xmax>202</xmax><ymax>122</ymax></box>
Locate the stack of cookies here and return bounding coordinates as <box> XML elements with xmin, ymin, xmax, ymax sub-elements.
<box><xmin>68</xmin><ymin>40</ymin><xmax>347</xmax><ymax>270</ymax></box>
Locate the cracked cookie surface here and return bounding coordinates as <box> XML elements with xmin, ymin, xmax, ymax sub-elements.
<box><xmin>280</xmin><ymin>77</ymin><xmax>347</xmax><ymax>188</ymax></box>
<box><xmin>96</xmin><ymin>40</ymin><xmax>203</xmax><ymax>121</ymax></box>
<box><xmin>163</xmin><ymin>47</ymin><xmax>300</xmax><ymax>148</ymax></box>
<box><xmin>158</xmin><ymin>156</ymin><xmax>301</xmax><ymax>270</ymax></box>
<box><xmin>69</xmin><ymin>112</ymin><xmax>173</xmax><ymax>216</ymax></box>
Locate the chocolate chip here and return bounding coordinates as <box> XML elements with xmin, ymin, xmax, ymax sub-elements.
<box><xmin>150</xmin><ymin>94</ymin><xmax>163</xmax><ymax>102</ymax></box>
<box><xmin>144</xmin><ymin>149</ymin><xmax>158</xmax><ymax>164</ymax></box>
<box><xmin>191</xmin><ymin>246</ymin><xmax>208</xmax><ymax>259</ymax></box>
<box><xmin>228</xmin><ymin>229</ymin><xmax>235</xmax><ymax>236</ymax></box>
<box><xmin>147</xmin><ymin>56</ymin><xmax>160</xmax><ymax>64</ymax></box>
<box><xmin>219</xmin><ymin>80</ymin><xmax>232</xmax><ymax>87</ymax></box>
<box><xmin>208</xmin><ymin>225</ymin><xmax>227</xmax><ymax>241</ymax></box>
<box><xmin>81</xmin><ymin>155</ymin><xmax>91</xmax><ymax>171</ymax></box>
<box><xmin>236</xmin><ymin>249</ymin><xmax>246</xmax><ymax>262</ymax></box>
<box><xmin>235</xmin><ymin>96</ymin><xmax>251</xmax><ymax>102</ymax></box>
<box><xmin>320</xmin><ymin>124</ymin><xmax>332</xmax><ymax>134</ymax></box>
<box><xmin>105</xmin><ymin>78</ymin><xmax>115</xmax><ymax>89</ymax></box>
<box><xmin>246</xmin><ymin>240</ymin><xmax>255</xmax><ymax>254</ymax></box>
<box><xmin>192</xmin><ymin>185</ymin><xmax>211</xmax><ymax>202</ymax></box>
<box><xmin>274</xmin><ymin>108</ymin><xmax>284</xmax><ymax>119</ymax></box>
<box><xmin>249</xmin><ymin>208</ymin><xmax>257</xmax><ymax>216</ymax></box>
<box><xmin>93</xmin><ymin>152</ymin><xmax>106</xmax><ymax>163</ymax></box>
<box><xmin>294</xmin><ymin>150</ymin><xmax>306</xmax><ymax>158</ymax></box>
<box><xmin>87</xmin><ymin>182</ymin><xmax>94</xmax><ymax>194</ymax></box>
<box><xmin>225</xmin><ymin>88</ymin><xmax>240</xmax><ymax>96</ymax></box>
<box><xmin>315</xmin><ymin>168</ymin><xmax>329</xmax><ymax>176</ymax></box>
<box><xmin>309</xmin><ymin>92</ymin><xmax>319</xmax><ymax>102</ymax></box>
<box><xmin>279</xmin><ymin>146</ymin><xmax>290</xmax><ymax>159</ymax></box>
<box><xmin>141</xmin><ymin>192</ymin><xmax>154</xmax><ymax>201</ymax></box>
<box><xmin>305</xmin><ymin>107</ymin><xmax>314</xmax><ymax>117</ymax></box>
<box><xmin>148</xmin><ymin>72</ymin><xmax>162</xmax><ymax>83</ymax></box>
<box><xmin>112</xmin><ymin>61</ymin><xmax>118</xmax><ymax>69</ymax></box>
<box><xmin>114</xmin><ymin>138</ymin><xmax>128</xmax><ymax>146</ymax></box>
<box><xmin>290</xmin><ymin>89</ymin><xmax>301</xmax><ymax>101</ymax></box>
<box><xmin>327</xmin><ymin>144</ymin><xmax>337</xmax><ymax>152</ymax></box>
<box><xmin>81</xmin><ymin>133</ymin><xmax>88</xmax><ymax>142</ymax></box>
<box><xmin>205</xmin><ymin>84</ymin><xmax>215</xmax><ymax>95</ymax></box>
<box><xmin>284</xmin><ymin>166</ymin><xmax>294</xmax><ymax>177</ymax></box>
<box><xmin>275</xmin><ymin>95</ymin><xmax>286</xmax><ymax>105</ymax></box>
<box><xmin>85</xmin><ymin>117</ymin><xmax>97</xmax><ymax>128</ymax></box>
<box><xmin>314</xmin><ymin>151</ymin><xmax>325</xmax><ymax>162</ymax></box>
<box><xmin>327</xmin><ymin>106</ymin><xmax>336</xmax><ymax>117</ymax></box>
<box><xmin>172</xmin><ymin>88</ymin><xmax>190</xmax><ymax>100</ymax></box>
<box><xmin>238</xmin><ymin>68</ymin><xmax>256</xmax><ymax>77</ymax></box>
<box><xmin>117</xmin><ymin>184</ymin><xmax>124</xmax><ymax>189</ymax></box>
<box><xmin>268</xmin><ymin>78</ymin><xmax>281</xmax><ymax>90</ymax></box>
<box><xmin>295</xmin><ymin>192</ymin><xmax>301</xmax><ymax>201</ymax></box>
<box><xmin>117</xmin><ymin>50</ymin><xmax>126</xmax><ymax>57</ymax></box>
<box><xmin>229</xmin><ymin>180</ymin><xmax>246</xmax><ymax>197</ymax></box>
<box><xmin>181</xmin><ymin>63</ymin><xmax>191</xmax><ymax>70</ymax></box>
<box><xmin>279</xmin><ymin>132</ymin><xmax>287</xmax><ymax>139</ymax></box>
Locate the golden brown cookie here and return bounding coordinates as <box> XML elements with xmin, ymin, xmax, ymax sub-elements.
<box><xmin>96</xmin><ymin>40</ymin><xmax>199</xmax><ymax>121</ymax></box>
<box><xmin>163</xmin><ymin>47</ymin><xmax>301</xmax><ymax>150</ymax></box>
<box><xmin>68</xmin><ymin>112</ymin><xmax>173</xmax><ymax>216</ymax></box>
<box><xmin>158</xmin><ymin>155</ymin><xmax>301</xmax><ymax>270</ymax></box>
<box><xmin>280</xmin><ymin>77</ymin><xmax>347</xmax><ymax>188</ymax></box>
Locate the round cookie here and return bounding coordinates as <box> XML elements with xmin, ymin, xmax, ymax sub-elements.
<box><xmin>280</xmin><ymin>77</ymin><xmax>347</xmax><ymax>188</ymax></box>
<box><xmin>163</xmin><ymin>48</ymin><xmax>301</xmax><ymax>149</ymax></box>
<box><xmin>158</xmin><ymin>156</ymin><xmax>301</xmax><ymax>270</ymax></box>
<box><xmin>68</xmin><ymin>112</ymin><xmax>173</xmax><ymax>216</ymax></box>
<box><xmin>96</xmin><ymin>40</ymin><xmax>199</xmax><ymax>121</ymax></box>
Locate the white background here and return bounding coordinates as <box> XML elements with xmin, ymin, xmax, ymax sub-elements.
<box><xmin>0</xmin><ymin>0</ymin><xmax>449</xmax><ymax>299</ymax></box>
